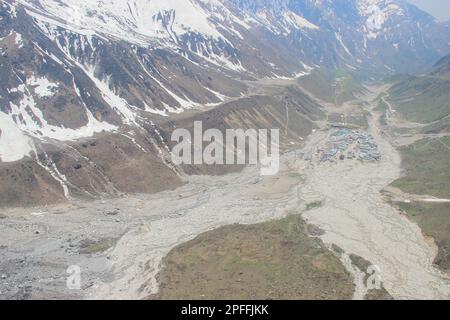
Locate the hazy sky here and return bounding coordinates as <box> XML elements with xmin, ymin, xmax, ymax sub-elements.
<box><xmin>408</xmin><ymin>0</ymin><xmax>450</xmax><ymax>21</ymax></box>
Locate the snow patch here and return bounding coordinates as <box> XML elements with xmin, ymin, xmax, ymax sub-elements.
<box><xmin>283</xmin><ymin>11</ymin><xmax>319</xmax><ymax>30</ymax></box>
<box><xmin>83</xmin><ymin>64</ymin><xmax>140</xmax><ymax>126</ymax></box>
<box><xmin>27</xmin><ymin>76</ymin><xmax>59</xmax><ymax>98</ymax></box>
<box><xmin>271</xmin><ymin>64</ymin><xmax>314</xmax><ymax>80</ymax></box>
<box><xmin>135</xmin><ymin>55</ymin><xmax>199</xmax><ymax>113</ymax></box>
<box><xmin>120</xmin><ymin>133</ymin><xmax>148</xmax><ymax>153</ymax></box>
<box><xmin>6</xmin><ymin>76</ymin><xmax>117</xmax><ymax>142</ymax></box>
<box><xmin>20</xmin><ymin>0</ymin><xmax>230</xmax><ymax>44</ymax></box>
<box><xmin>14</xmin><ymin>32</ymin><xmax>24</xmax><ymax>48</ymax></box>
<box><xmin>335</xmin><ymin>32</ymin><xmax>352</xmax><ymax>56</ymax></box>
<box><xmin>0</xmin><ymin>111</ymin><xmax>33</xmax><ymax>162</ymax></box>
<box><xmin>358</xmin><ymin>0</ymin><xmax>404</xmax><ymax>39</ymax></box>
<box><xmin>204</xmin><ymin>86</ymin><xmax>228</xmax><ymax>102</ymax></box>
<box><xmin>32</xmin><ymin>145</ymin><xmax>71</xmax><ymax>199</ymax></box>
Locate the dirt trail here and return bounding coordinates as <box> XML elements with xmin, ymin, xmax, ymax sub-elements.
<box><xmin>385</xmin><ymin>186</ymin><xmax>450</xmax><ymax>204</ymax></box>
<box><xmin>302</xmin><ymin>89</ymin><xmax>450</xmax><ymax>300</ymax></box>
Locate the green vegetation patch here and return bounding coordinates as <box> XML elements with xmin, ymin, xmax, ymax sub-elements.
<box><xmin>305</xmin><ymin>201</ymin><xmax>323</xmax><ymax>211</ymax></box>
<box><xmin>154</xmin><ymin>215</ymin><xmax>354</xmax><ymax>300</ymax></box>
<box><xmin>391</xmin><ymin>136</ymin><xmax>450</xmax><ymax>198</ymax></box>
<box><xmin>297</xmin><ymin>69</ymin><xmax>365</xmax><ymax>105</ymax></box>
<box><xmin>78</xmin><ymin>238</ymin><xmax>117</xmax><ymax>255</ymax></box>
<box><xmin>422</xmin><ymin>116</ymin><xmax>450</xmax><ymax>134</ymax></box>
<box><xmin>375</xmin><ymin>99</ymin><xmax>389</xmax><ymax>126</ymax></box>
<box><xmin>395</xmin><ymin>202</ymin><xmax>450</xmax><ymax>272</ymax></box>
<box><xmin>333</xmin><ymin>70</ymin><xmax>366</xmax><ymax>105</ymax></box>
<box><xmin>297</xmin><ymin>70</ymin><xmax>335</xmax><ymax>103</ymax></box>
<box><xmin>388</xmin><ymin>76</ymin><xmax>450</xmax><ymax>123</ymax></box>
<box><xmin>391</xmin><ymin>135</ymin><xmax>450</xmax><ymax>273</ymax></box>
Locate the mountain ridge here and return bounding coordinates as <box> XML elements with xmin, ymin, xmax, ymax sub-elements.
<box><xmin>1</xmin><ymin>0</ymin><xmax>450</xmax><ymax>206</ymax></box>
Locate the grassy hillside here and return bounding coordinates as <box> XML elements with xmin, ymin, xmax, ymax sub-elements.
<box><xmin>391</xmin><ymin>136</ymin><xmax>450</xmax><ymax>273</ymax></box>
<box><xmin>388</xmin><ymin>76</ymin><xmax>450</xmax><ymax>123</ymax></box>
<box><xmin>387</xmin><ymin>54</ymin><xmax>450</xmax><ymax>126</ymax></box>
<box><xmin>395</xmin><ymin>202</ymin><xmax>450</xmax><ymax>272</ymax></box>
<box><xmin>297</xmin><ymin>69</ymin><xmax>365</xmax><ymax>105</ymax></box>
<box><xmin>430</xmin><ymin>55</ymin><xmax>450</xmax><ymax>80</ymax></box>
<box><xmin>154</xmin><ymin>214</ymin><xmax>355</xmax><ymax>300</ymax></box>
<box><xmin>422</xmin><ymin>116</ymin><xmax>450</xmax><ymax>134</ymax></box>
<box><xmin>297</xmin><ymin>69</ymin><xmax>336</xmax><ymax>103</ymax></box>
<box><xmin>392</xmin><ymin>136</ymin><xmax>450</xmax><ymax>198</ymax></box>
<box><xmin>333</xmin><ymin>70</ymin><xmax>367</xmax><ymax>105</ymax></box>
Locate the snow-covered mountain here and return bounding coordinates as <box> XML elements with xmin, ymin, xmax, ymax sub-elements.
<box><xmin>13</xmin><ymin>0</ymin><xmax>450</xmax><ymax>74</ymax></box>
<box><xmin>0</xmin><ymin>0</ymin><xmax>449</xmax><ymax>206</ymax></box>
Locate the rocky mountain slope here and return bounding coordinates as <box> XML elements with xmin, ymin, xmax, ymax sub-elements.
<box><xmin>1</xmin><ymin>0</ymin><xmax>450</xmax><ymax>207</ymax></box>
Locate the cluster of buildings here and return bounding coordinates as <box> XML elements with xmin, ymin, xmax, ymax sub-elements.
<box><xmin>308</xmin><ymin>128</ymin><xmax>381</xmax><ymax>162</ymax></box>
